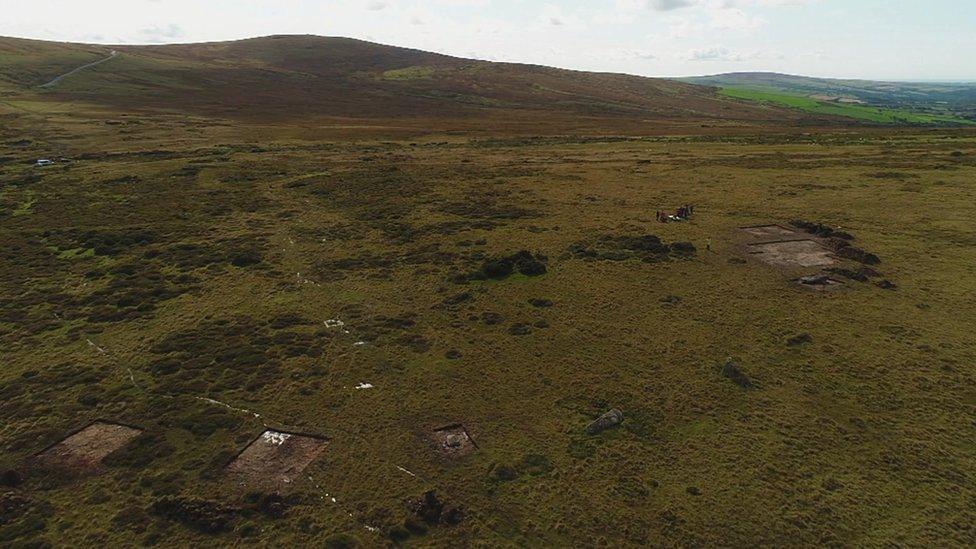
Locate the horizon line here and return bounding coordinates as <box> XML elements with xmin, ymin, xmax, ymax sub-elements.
<box><xmin>2</xmin><ymin>32</ymin><xmax>975</xmax><ymax>84</ymax></box>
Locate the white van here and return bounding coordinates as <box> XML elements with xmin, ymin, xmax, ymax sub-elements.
<box><xmin>35</xmin><ymin>159</ymin><xmax>54</xmax><ymax>167</ymax></box>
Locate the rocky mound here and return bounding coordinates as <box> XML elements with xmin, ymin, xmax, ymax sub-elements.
<box><xmin>458</xmin><ymin>250</ymin><xmax>547</xmax><ymax>282</ymax></box>
<box><xmin>567</xmin><ymin>234</ymin><xmax>695</xmax><ymax>263</ymax></box>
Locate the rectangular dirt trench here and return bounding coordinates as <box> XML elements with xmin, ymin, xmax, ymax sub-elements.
<box><xmin>747</xmin><ymin>239</ymin><xmax>836</xmax><ymax>268</ymax></box>
<box><xmin>226</xmin><ymin>429</ymin><xmax>328</xmax><ymax>491</ymax></box>
<box><xmin>36</xmin><ymin>421</ymin><xmax>142</xmax><ymax>471</ymax></box>
<box><xmin>739</xmin><ymin>225</ymin><xmax>799</xmax><ymax>239</ymax></box>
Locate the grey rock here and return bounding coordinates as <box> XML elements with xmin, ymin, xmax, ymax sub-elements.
<box><xmin>721</xmin><ymin>358</ymin><xmax>755</xmax><ymax>390</ymax></box>
<box><xmin>585</xmin><ymin>408</ymin><xmax>624</xmax><ymax>435</ymax></box>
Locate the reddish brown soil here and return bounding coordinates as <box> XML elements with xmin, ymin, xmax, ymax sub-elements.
<box><xmin>430</xmin><ymin>424</ymin><xmax>477</xmax><ymax>458</ymax></box>
<box><xmin>739</xmin><ymin>225</ymin><xmax>800</xmax><ymax>239</ymax></box>
<box><xmin>225</xmin><ymin>430</ymin><xmax>327</xmax><ymax>491</ymax></box>
<box><xmin>35</xmin><ymin>421</ymin><xmax>142</xmax><ymax>471</ymax></box>
<box><xmin>746</xmin><ymin>239</ymin><xmax>837</xmax><ymax>268</ymax></box>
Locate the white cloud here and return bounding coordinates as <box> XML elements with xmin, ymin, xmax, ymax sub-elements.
<box><xmin>616</xmin><ymin>0</ymin><xmax>694</xmax><ymax>11</ymax></box>
<box><xmin>539</xmin><ymin>4</ymin><xmax>587</xmax><ymax>30</ymax></box>
<box><xmin>138</xmin><ymin>23</ymin><xmax>184</xmax><ymax>43</ymax></box>
<box><xmin>686</xmin><ymin>45</ymin><xmax>778</xmax><ymax>62</ymax></box>
<box><xmin>689</xmin><ymin>46</ymin><xmax>739</xmax><ymax>61</ymax></box>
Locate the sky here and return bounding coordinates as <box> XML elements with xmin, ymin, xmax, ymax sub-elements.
<box><xmin>0</xmin><ymin>0</ymin><xmax>974</xmax><ymax>80</ymax></box>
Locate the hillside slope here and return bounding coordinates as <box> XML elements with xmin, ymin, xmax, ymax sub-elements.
<box><xmin>0</xmin><ymin>35</ymin><xmax>836</xmax><ymax>130</ymax></box>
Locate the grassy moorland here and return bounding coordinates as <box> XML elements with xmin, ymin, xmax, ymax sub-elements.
<box><xmin>1</xmin><ymin>35</ymin><xmax>975</xmax><ymax>548</ymax></box>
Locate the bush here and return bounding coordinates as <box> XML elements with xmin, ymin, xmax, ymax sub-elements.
<box><xmin>520</xmin><ymin>454</ymin><xmax>553</xmax><ymax>476</ymax></box>
<box><xmin>0</xmin><ymin>469</ymin><xmax>23</xmax><ymax>487</ymax></box>
<box><xmin>492</xmin><ymin>465</ymin><xmax>519</xmax><ymax>482</ymax></box>
<box><xmin>104</xmin><ymin>433</ymin><xmax>174</xmax><ymax>469</ymax></box>
<box><xmin>175</xmin><ymin>407</ymin><xmax>242</xmax><ymax>437</ymax></box>
<box><xmin>324</xmin><ymin>533</ymin><xmax>360</xmax><ymax>548</ymax></box>
<box><xmin>149</xmin><ymin>496</ymin><xmax>240</xmax><ymax>534</ymax></box>
<box><xmin>468</xmin><ymin>251</ymin><xmax>547</xmax><ymax>281</ymax></box>
<box><xmin>230</xmin><ymin>251</ymin><xmax>261</xmax><ymax>267</ymax></box>
<box><xmin>111</xmin><ymin>505</ymin><xmax>151</xmax><ymax>532</ymax></box>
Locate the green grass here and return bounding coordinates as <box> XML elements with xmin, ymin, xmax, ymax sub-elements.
<box><xmin>54</xmin><ymin>247</ymin><xmax>96</xmax><ymax>260</ymax></box>
<box><xmin>12</xmin><ymin>191</ymin><xmax>36</xmax><ymax>216</ymax></box>
<box><xmin>720</xmin><ymin>86</ymin><xmax>975</xmax><ymax>125</ymax></box>
<box><xmin>379</xmin><ymin>66</ymin><xmax>437</xmax><ymax>80</ymax></box>
<box><xmin>3</xmin><ymin>126</ymin><xmax>976</xmax><ymax>547</ymax></box>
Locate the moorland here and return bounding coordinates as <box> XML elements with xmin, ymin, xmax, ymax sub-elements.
<box><xmin>1</xmin><ymin>35</ymin><xmax>975</xmax><ymax>547</ymax></box>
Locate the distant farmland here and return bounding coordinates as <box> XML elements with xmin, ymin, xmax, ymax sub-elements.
<box><xmin>719</xmin><ymin>87</ymin><xmax>974</xmax><ymax>125</ymax></box>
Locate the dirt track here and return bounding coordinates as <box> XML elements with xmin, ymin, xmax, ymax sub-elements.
<box><xmin>39</xmin><ymin>50</ymin><xmax>118</xmax><ymax>88</ymax></box>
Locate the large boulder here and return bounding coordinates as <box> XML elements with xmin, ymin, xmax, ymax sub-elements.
<box><xmin>585</xmin><ymin>409</ymin><xmax>624</xmax><ymax>435</ymax></box>
<box><xmin>721</xmin><ymin>359</ymin><xmax>755</xmax><ymax>390</ymax></box>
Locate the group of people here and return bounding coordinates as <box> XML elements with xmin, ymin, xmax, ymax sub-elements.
<box><xmin>656</xmin><ymin>204</ymin><xmax>695</xmax><ymax>223</ymax></box>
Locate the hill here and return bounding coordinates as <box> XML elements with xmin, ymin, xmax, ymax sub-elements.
<box><xmin>0</xmin><ymin>35</ymin><xmax>842</xmax><ymax>132</ymax></box>
<box><xmin>681</xmin><ymin>72</ymin><xmax>976</xmax><ymax>125</ymax></box>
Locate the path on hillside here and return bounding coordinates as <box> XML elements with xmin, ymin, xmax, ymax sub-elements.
<box><xmin>39</xmin><ymin>50</ymin><xmax>119</xmax><ymax>88</ymax></box>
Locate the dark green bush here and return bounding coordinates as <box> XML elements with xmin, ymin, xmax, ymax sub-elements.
<box><xmin>104</xmin><ymin>433</ymin><xmax>175</xmax><ymax>469</ymax></box>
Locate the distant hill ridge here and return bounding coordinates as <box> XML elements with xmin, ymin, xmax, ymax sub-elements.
<box><xmin>0</xmin><ymin>34</ymin><xmax>838</xmax><ymax>129</ymax></box>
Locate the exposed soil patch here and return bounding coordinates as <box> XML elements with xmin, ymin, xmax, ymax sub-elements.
<box><xmin>35</xmin><ymin>421</ymin><xmax>142</xmax><ymax>472</ymax></box>
<box><xmin>430</xmin><ymin>424</ymin><xmax>477</xmax><ymax>458</ymax></box>
<box><xmin>747</xmin><ymin>239</ymin><xmax>836</xmax><ymax>268</ymax></box>
<box><xmin>743</xmin><ymin>222</ymin><xmax>888</xmax><ymax>284</ymax></box>
<box><xmin>226</xmin><ymin>430</ymin><xmax>328</xmax><ymax>491</ymax></box>
<box><xmin>739</xmin><ymin>225</ymin><xmax>799</xmax><ymax>239</ymax></box>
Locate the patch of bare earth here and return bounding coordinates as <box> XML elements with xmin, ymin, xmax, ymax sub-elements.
<box><xmin>746</xmin><ymin>239</ymin><xmax>836</xmax><ymax>268</ymax></box>
<box><xmin>430</xmin><ymin>424</ymin><xmax>477</xmax><ymax>458</ymax></box>
<box><xmin>225</xmin><ymin>430</ymin><xmax>327</xmax><ymax>491</ymax></box>
<box><xmin>35</xmin><ymin>421</ymin><xmax>142</xmax><ymax>472</ymax></box>
<box><xmin>739</xmin><ymin>224</ymin><xmax>800</xmax><ymax>239</ymax></box>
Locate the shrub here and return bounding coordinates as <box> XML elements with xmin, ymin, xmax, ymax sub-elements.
<box><xmin>149</xmin><ymin>496</ymin><xmax>240</xmax><ymax>534</ymax></box>
<box><xmin>324</xmin><ymin>533</ymin><xmax>360</xmax><ymax>548</ymax></box>
<box><xmin>104</xmin><ymin>433</ymin><xmax>174</xmax><ymax>469</ymax></box>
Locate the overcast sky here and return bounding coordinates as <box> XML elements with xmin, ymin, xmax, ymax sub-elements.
<box><xmin>1</xmin><ymin>0</ymin><xmax>973</xmax><ymax>80</ymax></box>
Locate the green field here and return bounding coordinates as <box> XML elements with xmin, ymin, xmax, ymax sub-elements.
<box><xmin>720</xmin><ymin>86</ymin><xmax>975</xmax><ymax>125</ymax></box>
<box><xmin>380</xmin><ymin>66</ymin><xmax>437</xmax><ymax>80</ymax></box>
